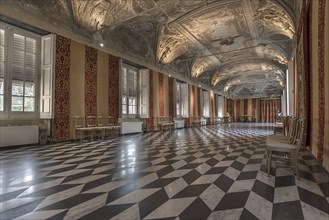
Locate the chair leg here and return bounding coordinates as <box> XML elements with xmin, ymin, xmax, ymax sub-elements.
<box><xmin>266</xmin><ymin>149</ymin><xmax>271</xmax><ymax>176</ymax></box>
<box><xmin>294</xmin><ymin>153</ymin><xmax>300</xmax><ymax>180</ymax></box>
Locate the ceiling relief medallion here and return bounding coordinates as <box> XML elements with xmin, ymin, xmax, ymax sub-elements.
<box><xmin>253</xmin><ymin>0</ymin><xmax>295</xmax><ymax>39</ymax></box>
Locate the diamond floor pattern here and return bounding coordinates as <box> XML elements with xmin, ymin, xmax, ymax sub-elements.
<box><xmin>0</xmin><ymin>123</ymin><xmax>328</xmax><ymax>219</ymax></box>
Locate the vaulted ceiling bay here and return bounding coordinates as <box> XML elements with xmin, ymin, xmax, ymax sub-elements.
<box><xmin>0</xmin><ymin>0</ymin><xmax>300</xmax><ymax>99</ymax></box>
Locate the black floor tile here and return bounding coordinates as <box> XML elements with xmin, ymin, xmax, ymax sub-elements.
<box><xmin>21</xmin><ymin>184</ymin><xmax>80</xmax><ymax>198</ymax></box>
<box><xmin>214</xmin><ymin>191</ymin><xmax>250</xmax><ymax>210</ymax></box>
<box><xmin>46</xmin><ymin>210</ymin><xmax>68</xmax><ymax>220</ymax></box>
<box><xmin>139</xmin><ymin>189</ymin><xmax>170</xmax><ymax>218</ymax></box>
<box><xmin>79</xmin><ymin>204</ymin><xmax>134</xmax><ymax>220</ymax></box>
<box><xmin>173</xmin><ymin>184</ymin><xmax>210</xmax><ymax>198</ymax></box>
<box><xmin>223</xmin><ymin>156</ymin><xmax>239</xmax><ymax>161</ymax></box>
<box><xmin>0</xmin><ymin>198</ymin><xmax>43</xmax><ymax>220</ymax></box>
<box><xmin>62</xmin><ymin>170</ymin><xmax>94</xmax><ymax>183</ymax></box>
<box><xmin>275</xmin><ymin>175</ymin><xmax>295</xmax><ymax>187</ymax></box>
<box><xmin>231</xmin><ymin>161</ymin><xmax>245</xmax><ymax>171</ymax></box>
<box><xmin>319</xmin><ymin>182</ymin><xmax>329</xmax><ymax>197</ymax></box>
<box><xmin>81</xmin><ymin>175</ymin><xmax>114</xmax><ymax>192</ymax></box>
<box><xmin>298</xmin><ymin>186</ymin><xmax>329</xmax><ymax>214</ymax></box>
<box><xmin>182</xmin><ymin>170</ymin><xmax>202</xmax><ymax>184</ymax></box>
<box><xmin>179</xmin><ymin>197</ymin><xmax>211</xmax><ymax>219</ymax></box>
<box><xmin>213</xmin><ymin>174</ymin><xmax>234</xmax><ymax>192</ymax></box>
<box><xmin>156</xmin><ymin>166</ymin><xmax>175</xmax><ymax>178</ymax></box>
<box><xmin>106</xmin><ymin>182</ymin><xmax>137</xmax><ymax>204</ymax></box>
<box><xmin>239</xmin><ymin>208</ymin><xmax>258</xmax><ymax>220</ymax></box>
<box><xmin>142</xmin><ymin>178</ymin><xmax>178</xmax><ymax>189</ymax></box>
<box><xmin>179</xmin><ymin>163</ymin><xmax>203</xmax><ymax>169</ymax></box>
<box><xmin>205</xmin><ymin>167</ymin><xmax>228</xmax><ymax>174</ymax></box>
<box><xmin>206</xmin><ymin>158</ymin><xmax>220</xmax><ymax>166</ymax></box>
<box><xmin>252</xmin><ymin>179</ymin><xmax>274</xmax><ymax>202</ymax></box>
<box><xmin>237</xmin><ymin>171</ymin><xmax>258</xmax><ymax>180</ymax></box>
<box><xmin>247</xmin><ymin>159</ymin><xmax>263</xmax><ymax>164</ymax></box>
<box><xmin>272</xmin><ymin>201</ymin><xmax>304</xmax><ymax>220</ymax></box>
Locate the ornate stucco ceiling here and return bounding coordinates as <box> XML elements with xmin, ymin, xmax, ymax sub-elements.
<box><xmin>0</xmin><ymin>0</ymin><xmax>299</xmax><ymax>99</ymax></box>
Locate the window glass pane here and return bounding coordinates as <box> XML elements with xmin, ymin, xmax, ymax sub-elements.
<box><xmin>122</xmin><ymin>95</ymin><xmax>126</xmax><ymax>104</ymax></box>
<box><xmin>0</xmin><ymin>78</ymin><xmax>3</xmax><ymax>95</ymax></box>
<box><xmin>0</xmin><ymin>95</ymin><xmax>3</xmax><ymax>111</ymax></box>
<box><xmin>11</xmin><ymin>96</ymin><xmax>23</xmax><ymax>111</ymax></box>
<box><xmin>12</xmin><ymin>80</ymin><xmax>24</xmax><ymax>96</ymax></box>
<box><xmin>24</xmin><ymin>82</ymin><xmax>34</xmax><ymax>96</ymax></box>
<box><xmin>24</xmin><ymin>97</ymin><xmax>34</xmax><ymax>111</ymax></box>
<box><xmin>122</xmin><ymin>104</ymin><xmax>127</xmax><ymax>114</ymax></box>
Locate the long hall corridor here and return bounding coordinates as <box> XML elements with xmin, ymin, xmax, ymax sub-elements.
<box><xmin>1</xmin><ymin>124</ymin><xmax>328</xmax><ymax>220</ymax></box>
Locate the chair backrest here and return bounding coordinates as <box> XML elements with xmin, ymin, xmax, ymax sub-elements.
<box><xmin>73</xmin><ymin>116</ymin><xmax>85</xmax><ymax>128</ymax></box>
<box><xmin>97</xmin><ymin>116</ymin><xmax>114</xmax><ymax>126</ymax></box>
<box><xmin>283</xmin><ymin>116</ymin><xmax>290</xmax><ymax>135</ymax></box>
<box><xmin>294</xmin><ymin>118</ymin><xmax>305</xmax><ymax>151</ymax></box>
<box><xmin>191</xmin><ymin>116</ymin><xmax>201</xmax><ymax>122</ymax></box>
<box><xmin>86</xmin><ymin>116</ymin><xmax>97</xmax><ymax>127</ymax></box>
<box><xmin>157</xmin><ymin>116</ymin><xmax>173</xmax><ymax>123</ymax></box>
<box><xmin>287</xmin><ymin>117</ymin><xmax>298</xmax><ymax>143</ymax></box>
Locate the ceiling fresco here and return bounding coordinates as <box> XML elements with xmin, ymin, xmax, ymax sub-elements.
<box><xmin>0</xmin><ymin>0</ymin><xmax>299</xmax><ymax>99</ymax></box>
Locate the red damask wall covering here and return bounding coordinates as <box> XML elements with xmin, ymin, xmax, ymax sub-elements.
<box><xmin>148</xmin><ymin>70</ymin><xmax>154</xmax><ymax>131</ymax></box>
<box><xmin>158</xmin><ymin>73</ymin><xmax>164</xmax><ymax>117</ymax></box>
<box><xmin>85</xmin><ymin>46</ymin><xmax>98</xmax><ymax>116</ymax></box>
<box><xmin>108</xmin><ymin>54</ymin><xmax>120</xmax><ymax>124</ymax></box>
<box><xmin>53</xmin><ymin>35</ymin><xmax>71</xmax><ymax>141</ymax></box>
<box><xmin>168</xmin><ymin>77</ymin><xmax>174</xmax><ymax>117</ymax></box>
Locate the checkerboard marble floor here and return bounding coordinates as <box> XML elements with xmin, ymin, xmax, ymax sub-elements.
<box><xmin>1</xmin><ymin>123</ymin><xmax>328</xmax><ymax>220</ymax></box>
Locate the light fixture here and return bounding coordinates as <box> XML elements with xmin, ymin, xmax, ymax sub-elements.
<box><xmin>198</xmin><ymin>85</ymin><xmax>201</xmax><ymax>87</ymax></box>
<box><xmin>99</xmin><ymin>43</ymin><xmax>104</xmax><ymax>47</ymax></box>
<box><xmin>169</xmin><ymin>74</ymin><xmax>171</xmax><ymax>77</ymax></box>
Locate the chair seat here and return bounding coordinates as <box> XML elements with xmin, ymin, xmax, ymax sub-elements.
<box><xmin>267</xmin><ymin>134</ymin><xmax>287</xmax><ymax>139</ymax></box>
<box><xmin>76</xmin><ymin>127</ymin><xmax>93</xmax><ymax>131</ymax></box>
<box><xmin>267</xmin><ymin>136</ymin><xmax>290</xmax><ymax>142</ymax></box>
<box><xmin>267</xmin><ymin>141</ymin><xmax>296</xmax><ymax>151</ymax></box>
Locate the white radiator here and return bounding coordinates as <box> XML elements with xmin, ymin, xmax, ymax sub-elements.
<box><xmin>0</xmin><ymin>126</ymin><xmax>39</xmax><ymax>147</ymax></box>
<box><xmin>121</xmin><ymin>122</ymin><xmax>143</xmax><ymax>134</ymax></box>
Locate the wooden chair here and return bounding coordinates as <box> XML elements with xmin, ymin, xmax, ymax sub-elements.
<box><xmin>190</xmin><ymin>116</ymin><xmax>201</xmax><ymax>127</ymax></box>
<box><xmin>73</xmin><ymin>116</ymin><xmax>93</xmax><ymax>142</ymax></box>
<box><xmin>157</xmin><ymin>116</ymin><xmax>175</xmax><ymax>131</ymax></box>
<box><xmin>97</xmin><ymin>116</ymin><xmax>120</xmax><ymax>139</ymax></box>
<box><xmin>266</xmin><ymin>118</ymin><xmax>304</xmax><ymax>178</ymax></box>
<box><xmin>85</xmin><ymin>116</ymin><xmax>103</xmax><ymax>140</ymax></box>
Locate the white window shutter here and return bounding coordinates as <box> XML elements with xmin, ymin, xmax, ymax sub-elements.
<box><xmin>203</xmin><ymin>91</ymin><xmax>210</xmax><ymax>117</ymax></box>
<box><xmin>181</xmin><ymin>83</ymin><xmax>189</xmax><ymax>118</ymax></box>
<box><xmin>40</xmin><ymin>34</ymin><xmax>55</xmax><ymax>119</ymax></box>
<box><xmin>139</xmin><ymin>69</ymin><xmax>149</xmax><ymax>118</ymax></box>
